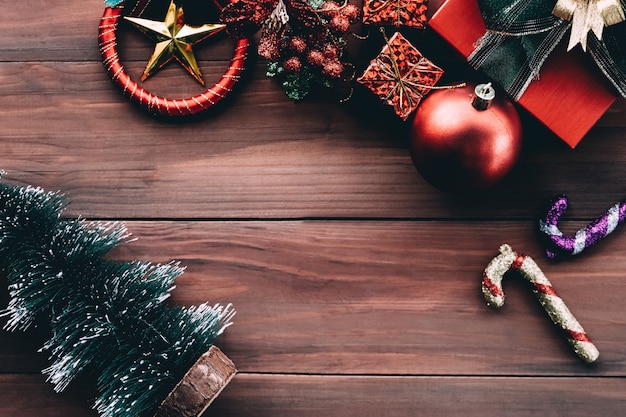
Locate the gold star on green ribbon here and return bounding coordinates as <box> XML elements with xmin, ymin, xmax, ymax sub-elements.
<box><xmin>125</xmin><ymin>0</ymin><xmax>226</xmax><ymax>85</ymax></box>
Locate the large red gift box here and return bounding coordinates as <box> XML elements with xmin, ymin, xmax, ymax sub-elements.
<box><xmin>429</xmin><ymin>0</ymin><xmax>617</xmax><ymax>148</ymax></box>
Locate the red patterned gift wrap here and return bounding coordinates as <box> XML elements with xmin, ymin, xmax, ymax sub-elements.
<box><xmin>357</xmin><ymin>31</ymin><xmax>443</xmax><ymax>120</ymax></box>
<box><xmin>362</xmin><ymin>0</ymin><xmax>429</xmax><ymax>28</ymax></box>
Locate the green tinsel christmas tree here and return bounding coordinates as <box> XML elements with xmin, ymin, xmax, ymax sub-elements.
<box><xmin>0</xmin><ymin>177</ymin><xmax>236</xmax><ymax>417</ymax></box>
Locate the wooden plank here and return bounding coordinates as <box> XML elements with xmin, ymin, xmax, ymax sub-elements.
<box><xmin>213</xmin><ymin>374</ymin><xmax>626</xmax><ymax>417</ymax></box>
<box><xmin>0</xmin><ymin>1</ymin><xmax>101</xmax><ymax>62</ymax></box>
<box><xmin>3</xmin><ymin>221</ymin><xmax>626</xmax><ymax>375</ymax></box>
<box><xmin>1</xmin><ymin>59</ymin><xmax>626</xmax><ymax>219</ymax></box>
<box><xmin>0</xmin><ymin>374</ymin><xmax>97</xmax><ymax>417</ymax></box>
<box><xmin>0</xmin><ymin>0</ymin><xmax>236</xmax><ymax>62</ymax></box>
<box><xmin>2</xmin><ymin>373</ymin><xmax>625</xmax><ymax>417</ymax></box>
<box><xmin>1</xmin><ymin>1</ymin><xmax>624</xmax><ymax>417</ymax></box>
<box><xmin>2</xmin><ymin>0</ymin><xmax>626</xmax><ymax>221</ymax></box>
<box><xmin>596</xmin><ymin>97</ymin><xmax>626</xmax><ymax>127</ymax></box>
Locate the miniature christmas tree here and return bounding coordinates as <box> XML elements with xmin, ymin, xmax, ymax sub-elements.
<box><xmin>0</xmin><ymin>177</ymin><xmax>236</xmax><ymax>417</ymax></box>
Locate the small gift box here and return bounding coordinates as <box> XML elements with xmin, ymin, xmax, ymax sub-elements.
<box><xmin>429</xmin><ymin>0</ymin><xmax>617</xmax><ymax>148</ymax></box>
<box><xmin>357</xmin><ymin>31</ymin><xmax>444</xmax><ymax>120</ymax></box>
<box><xmin>362</xmin><ymin>0</ymin><xmax>429</xmax><ymax>28</ymax></box>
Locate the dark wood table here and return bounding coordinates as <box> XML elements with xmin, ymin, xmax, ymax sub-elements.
<box><xmin>2</xmin><ymin>0</ymin><xmax>626</xmax><ymax>415</ymax></box>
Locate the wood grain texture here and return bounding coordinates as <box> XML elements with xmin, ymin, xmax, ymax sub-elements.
<box><xmin>1</xmin><ymin>0</ymin><xmax>626</xmax><ymax>415</ymax></box>
<box><xmin>1</xmin><ymin>67</ymin><xmax>626</xmax><ymax>219</ymax></box>
<box><xmin>3</xmin><ymin>221</ymin><xmax>626</xmax><ymax>375</ymax></box>
<box><xmin>0</xmin><ymin>2</ymin><xmax>625</xmax><ymax>219</ymax></box>
<box><xmin>2</xmin><ymin>373</ymin><xmax>626</xmax><ymax>417</ymax></box>
<box><xmin>214</xmin><ymin>374</ymin><xmax>626</xmax><ymax>417</ymax></box>
<box><xmin>0</xmin><ymin>375</ymin><xmax>97</xmax><ymax>417</ymax></box>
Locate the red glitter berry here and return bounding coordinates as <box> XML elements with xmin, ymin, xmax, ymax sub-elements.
<box><xmin>329</xmin><ymin>15</ymin><xmax>351</xmax><ymax>33</ymax></box>
<box><xmin>322</xmin><ymin>60</ymin><xmax>344</xmax><ymax>78</ymax></box>
<box><xmin>307</xmin><ymin>49</ymin><xmax>325</xmax><ymax>67</ymax></box>
<box><xmin>320</xmin><ymin>0</ymin><xmax>342</xmax><ymax>17</ymax></box>
<box><xmin>283</xmin><ymin>56</ymin><xmax>303</xmax><ymax>73</ymax></box>
<box><xmin>322</xmin><ymin>43</ymin><xmax>339</xmax><ymax>60</ymax></box>
<box><xmin>340</xmin><ymin>3</ymin><xmax>361</xmax><ymax>23</ymax></box>
<box><xmin>289</xmin><ymin>36</ymin><xmax>308</xmax><ymax>54</ymax></box>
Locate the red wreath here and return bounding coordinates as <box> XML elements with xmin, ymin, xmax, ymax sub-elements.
<box><xmin>98</xmin><ymin>4</ymin><xmax>250</xmax><ymax>117</ymax></box>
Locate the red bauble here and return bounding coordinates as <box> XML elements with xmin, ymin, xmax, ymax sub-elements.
<box><xmin>410</xmin><ymin>83</ymin><xmax>522</xmax><ymax>193</ymax></box>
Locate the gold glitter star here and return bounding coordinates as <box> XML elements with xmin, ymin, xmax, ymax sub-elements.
<box><xmin>124</xmin><ymin>0</ymin><xmax>226</xmax><ymax>85</ymax></box>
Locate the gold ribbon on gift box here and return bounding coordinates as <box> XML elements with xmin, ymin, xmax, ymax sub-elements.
<box><xmin>376</xmin><ymin>52</ymin><xmax>441</xmax><ymax>115</ymax></box>
<box><xmin>552</xmin><ymin>0</ymin><xmax>625</xmax><ymax>50</ymax></box>
<box><xmin>357</xmin><ymin>30</ymin><xmax>465</xmax><ymax>119</ymax></box>
<box><xmin>371</xmin><ymin>30</ymin><xmax>465</xmax><ymax>118</ymax></box>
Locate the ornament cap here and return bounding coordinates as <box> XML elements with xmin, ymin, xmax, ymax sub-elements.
<box><xmin>471</xmin><ymin>82</ymin><xmax>495</xmax><ymax>110</ymax></box>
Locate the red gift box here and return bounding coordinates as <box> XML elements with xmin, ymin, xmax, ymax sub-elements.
<box><xmin>429</xmin><ymin>0</ymin><xmax>617</xmax><ymax>148</ymax></box>
<box><xmin>357</xmin><ymin>31</ymin><xmax>444</xmax><ymax>120</ymax></box>
<box><xmin>362</xmin><ymin>0</ymin><xmax>429</xmax><ymax>28</ymax></box>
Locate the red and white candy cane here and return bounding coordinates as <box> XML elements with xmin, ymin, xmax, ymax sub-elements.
<box><xmin>98</xmin><ymin>5</ymin><xmax>249</xmax><ymax>117</ymax></box>
<box><xmin>539</xmin><ymin>194</ymin><xmax>626</xmax><ymax>259</ymax></box>
<box><xmin>482</xmin><ymin>244</ymin><xmax>599</xmax><ymax>363</ymax></box>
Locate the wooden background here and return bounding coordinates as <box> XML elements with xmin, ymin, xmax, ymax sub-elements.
<box><xmin>2</xmin><ymin>0</ymin><xmax>626</xmax><ymax>415</ymax></box>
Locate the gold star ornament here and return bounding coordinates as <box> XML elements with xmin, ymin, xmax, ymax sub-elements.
<box><xmin>124</xmin><ymin>0</ymin><xmax>226</xmax><ymax>85</ymax></box>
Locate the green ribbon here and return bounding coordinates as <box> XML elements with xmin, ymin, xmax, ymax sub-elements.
<box><xmin>468</xmin><ymin>0</ymin><xmax>626</xmax><ymax>100</ymax></box>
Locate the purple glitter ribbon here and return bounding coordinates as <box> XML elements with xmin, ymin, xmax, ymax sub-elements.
<box><xmin>539</xmin><ymin>195</ymin><xmax>626</xmax><ymax>259</ymax></box>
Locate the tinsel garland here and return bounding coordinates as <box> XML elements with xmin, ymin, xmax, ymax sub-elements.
<box><xmin>0</xmin><ymin>177</ymin><xmax>234</xmax><ymax>417</ymax></box>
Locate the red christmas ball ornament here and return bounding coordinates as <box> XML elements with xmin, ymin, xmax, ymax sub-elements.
<box><xmin>409</xmin><ymin>82</ymin><xmax>522</xmax><ymax>193</ymax></box>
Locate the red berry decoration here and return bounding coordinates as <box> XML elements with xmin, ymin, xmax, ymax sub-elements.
<box><xmin>323</xmin><ymin>43</ymin><xmax>339</xmax><ymax>59</ymax></box>
<box><xmin>410</xmin><ymin>83</ymin><xmax>523</xmax><ymax>193</ymax></box>
<box><xmin>307</xmin><ymin>49</ymin><xmax>326</xmax><ymax>66</ymax></box>
<box><xmin>329</xmin><ymin>15</ymin><xmax>351</xmax><ymax>33</ymax></box>
<box><xmin>340</xmin><ymin>3</ymin><xmax>361</xmax><ymax>23</ymax></box>
<box><xmin>320</xmin><ymin>0</ymin><xmax>342</xmax><ymax>17</ymax></box>
<box><xmin>289</xmin><ymin>36</ymin><xmax>308</xmax><ymax>54</ymax></box>
<box><xmin>284</xmin><ymin>56</ymin><xmax>303</xmax><ymax>73</ymax></box>
<box><xmin>220</xmin><ymin>0</ymin><xmax>358</xmax><ymax>100</ymax></box>
<box><xmin>322</xmin><ymin>60</ymin><xmax>344</xmax><ymax>78</ymax></box>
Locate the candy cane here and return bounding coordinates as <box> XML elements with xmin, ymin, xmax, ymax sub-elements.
<box><xmin>482</xmin><ymin>244</ymin><xmax>599</xmax><ymax>363</ymax></box>
<box><xmin>539</xmin><ymin>194</ymin><xmax>626</xmax><ymax>259</ymax></box>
